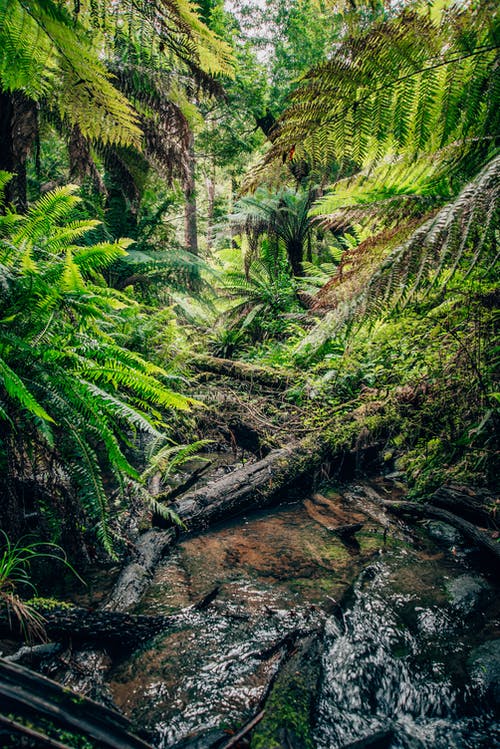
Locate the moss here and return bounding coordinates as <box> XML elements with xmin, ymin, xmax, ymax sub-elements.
<box><xmin>250</xmin><ymin>635</ymin><xmax>321</xmax><ymax>749</ymax></box>
<box><xmin>356</xmin><ymin>531</ymin><xmax>401</xmax><ymax>554</ymax></box>
<box><xmin>27</xmin><ymin>597</ymin><xmax>73</xmax><ymax>611</ymax></box>
<box><xmin>251</xmin><ymin>666</ymin><xmax>316</xmax><ymax>748</ymax></box>
<box><xmin>317</xmin><ymin>540</ymin><xmax>350</xmax><ymax>562</ymax></box>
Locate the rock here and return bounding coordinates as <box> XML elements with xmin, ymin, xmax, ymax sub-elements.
<box><xmin>468</xmin><ymin>640</ymin><xmax>500</xmax><ymax>707</ymax></box>
<box><xmin>169</xmin><ymin>729</ymin><xmax>229</xmax><ymax>749</ymax></box>
<box><xmin>446</xmin><ymin>575</ymin><xmax>491</xmax><ymax>615</ymax></box>
<box><xmin>340</xmin><ymin>730</ymin><xmax>395</xmax><ymax>749</ymax></box>
<box><xmin>426</xmin><ymin>521</ymin><xmax>462</xmax><ymax>546</ymax></box>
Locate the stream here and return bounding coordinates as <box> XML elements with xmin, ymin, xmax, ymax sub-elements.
<box><xmin>107</xmin><ymin>481</ymin><xmax>499</xmax><ymax>749</ymax></box>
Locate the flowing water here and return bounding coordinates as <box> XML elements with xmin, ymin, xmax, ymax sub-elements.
<box><xmin>107</xmin><ymin>482</ymin><xmax>500</xmax><ymax>748</ymax></box>
<box><xmin>315</xmin><ymin>559</ymin><xmax>499</xmax><ymax>748</ymax></box>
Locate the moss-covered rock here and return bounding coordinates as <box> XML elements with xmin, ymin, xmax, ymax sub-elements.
<box><xmin>250</xmin><ymin>635</ymin><xmax>322</xmax><ymax>749</ymax></box>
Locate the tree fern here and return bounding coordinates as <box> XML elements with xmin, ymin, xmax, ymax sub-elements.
<box><xmin>247</xmin><ymin>1</ymin><xmax>499</xmax><ymax>189</ymax></box>
<box><xmin>0</xmin><ymin>0</ymin><xmax>142</xmax><ymax>147</ymax></box>
<box><xmin>297</xmin><ymin>154</ymin><xmax>500</xmax><ymax>354</ymax></box>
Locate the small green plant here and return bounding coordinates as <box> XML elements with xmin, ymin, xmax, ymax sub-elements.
<box><xmin>0</xmin><ymin>530</ymin><xmax>84</xmax><ymax>641</ymax></box>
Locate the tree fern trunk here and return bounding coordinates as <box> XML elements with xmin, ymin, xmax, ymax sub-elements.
<box><xmin>183</xmin><ymin>131</ymin><xmax>199</xmax><ymax>256</ymax></box>
<box><xmin>206</xmin><ymin>160</ymin><xmax>216</xmax><ymax>252</ymax></box>
<box><xmin>0</xmin><ymin>92</ymin><xmax>36</xmax><ymax>212</ymax></box>
<box><xmin>183</xmin><ymin>129</ymin><xmax>200</xmax><ymax>289</ymax></box>
<box><xmin>287</xmin><ymin>238</ymin><xmax>304</xmax><ymax>277</ymax></box>
<box><xmin>0</xmin><ymin>91</ymin><xmax>15</xmax><ymax>210</ymax></box>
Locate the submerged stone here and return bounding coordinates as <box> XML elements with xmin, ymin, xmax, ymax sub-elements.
<box><xmin>468</xmin><ymin>639</ymin><xmax>500</xmax><ymax>708</ymax></box>
<box><xmin>446</xmin><ymin>574</ymin><xmax>491</xmax><ymax>615</ymax></box>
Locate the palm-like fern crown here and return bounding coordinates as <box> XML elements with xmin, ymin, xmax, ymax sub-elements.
<box><xmin>230</xmin><ymin>187</ymin><xmax>315</xmax><ymax>274</ymax></box>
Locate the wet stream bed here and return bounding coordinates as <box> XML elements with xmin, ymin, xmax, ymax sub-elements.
<box><xmin>107</xmin><ymin>481</ymin><xmax>500</xmax><ymax>748</ymax></box>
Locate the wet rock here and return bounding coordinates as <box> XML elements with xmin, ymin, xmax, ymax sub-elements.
<box><xmin>169</xmin><ymin>729</ymin><xmax>229</xmax><ymax>748</ymax></box>
<box><xmin>446</xmin><ymin>575</ymin><xmax>491</xmax><ymax>615</ymax></box>
<box><xmin>250</xmin><ymin>635</ymin><xmax>323</xmax><ymax>749</ymax></box>
<box><xmin>467</xmin><ymin>639</ymin><xmax>500</xmax><ymax>707</ymax></box>
<box><xmin>340</xmin><ymin>729</ymin><xmax>394</xmax><ymax>749</ymax></box>
<box><xmin>426</xmin><ymin>521</ymin><xmax>462</xmax><ymax>546</ymax></box>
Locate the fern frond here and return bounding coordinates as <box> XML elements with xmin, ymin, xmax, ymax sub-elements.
<box><xmin>142</xmin><ymin>439</ymin><xmax>212</xmax><ymax>482</ymax></box>
<box><xmin>0</xmin><ymin>355</ymin><xmax>54</xmax><ymax>423</ymax></box>
<box><xmin>246</xmin><ymin>2</ymin><xmax>499</xmax><ymax>190</ymax></box>
<box><xmin>300</xmin><ymin>154</ymin><xmax>500</xmax><ymax>351</ymax></box>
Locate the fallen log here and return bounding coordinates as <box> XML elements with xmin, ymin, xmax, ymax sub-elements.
<box><xmin>430</xmin><ymin>484</ymin><xmax>498</xmax><ymax>528</ymax></box>
<box><xmin>0</xmin><ymin>606</ymin><xmax>171</xmax><ymax>646</ymax></box>
<box><xmin>53</xmin><ymin>529</ymin><xmax>173</xmax><ymax>698</ymax></box>
<box><xmin>379</xmin><ymin>500</ymin><xmax>500</xmax><ymax>568</ymax></box>
<box><xmin>190</xmin><ymin>355</ymin><xmax>293</xmax><ymax>390</ymax></box>
<box><xmin>169</xmin><ymin>435</ymin><xmax>329</xmax><ymax>533</ymax></box>
<box><xmin>0</xmin><ymin>657</ymin><xmax>153</xmax><ymax>749</ymax></box>
<box><xmin>103</xmin><ymin>528</ymin><xmax>176</xmax><ymax>612</ymax></box>
<box><xmin>108</xmin><ymin>436</ymin><xmax>329</xmax><ymax>616</ymax></box>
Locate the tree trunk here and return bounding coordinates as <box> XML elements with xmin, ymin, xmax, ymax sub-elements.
<box><xmin>0</xmin><ymin>91</ymin><xmax>36</xmax><ymax>211</ymax></box>
<box><xmin>184</xmin><ymin>130</ymin><xmax>198</xmax><ymax>256</ymax></box>
<box><xmin>0</xmin><ymin>91</ymin><xmax>15</xmax><ymax>208</ymax></box>
<box><xmin>287</xmin><ymin>238</ymin><xmax>304</xmax><ymax>277</ymax></box>
<box><xmin>206</xmin><ymin>160</ymin><xmax>216</xmax><ymax>252</ymax></box>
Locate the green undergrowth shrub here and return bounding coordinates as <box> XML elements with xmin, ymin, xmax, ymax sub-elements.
<box><xmin>294</xmin><ymin>271</ymin><xmax>499</xmax><ymax>495</ymax></box>
<box><xmin>115</xmin><ymin>306</ymin><xmax>189</xmax><ymax>369</ymax></box>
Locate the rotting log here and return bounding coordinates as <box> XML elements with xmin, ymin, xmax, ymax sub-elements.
<box><xmin>0</xmin><ymin>606</ymin><xmax>172</xmax><ymax>646</ymax></box>
<box><xmin>56</xmin><ymin>528</ymin><xmax>176</xmax><ymax>698</ymax></box>
<box><xmin>169</xmin><ymin>436</ymin><xmax>330</xmax><ymax>534</ymax></box>
<box><xmin>190</xmin><ymin>355</ymin><xmax>293</xmax><ymax>390</ymax></box>
<box><xmin>379</xmin><ymin>500</ymin><xmax>500</xmax><ymax>568</ymax></box>
<box><xmin>0</xmin><ymin>657</ymin><xmax>153</xmax><ymax>749</ymax></box>
<box><xmin>103</xmin><ymin>528</ymin><xmax>176</xmax><ymax>612</ymax></box>
<box><xmin>430</xmin><ymin>484</ymin><xmax>498</xmax><ymax>528</ymax></box>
